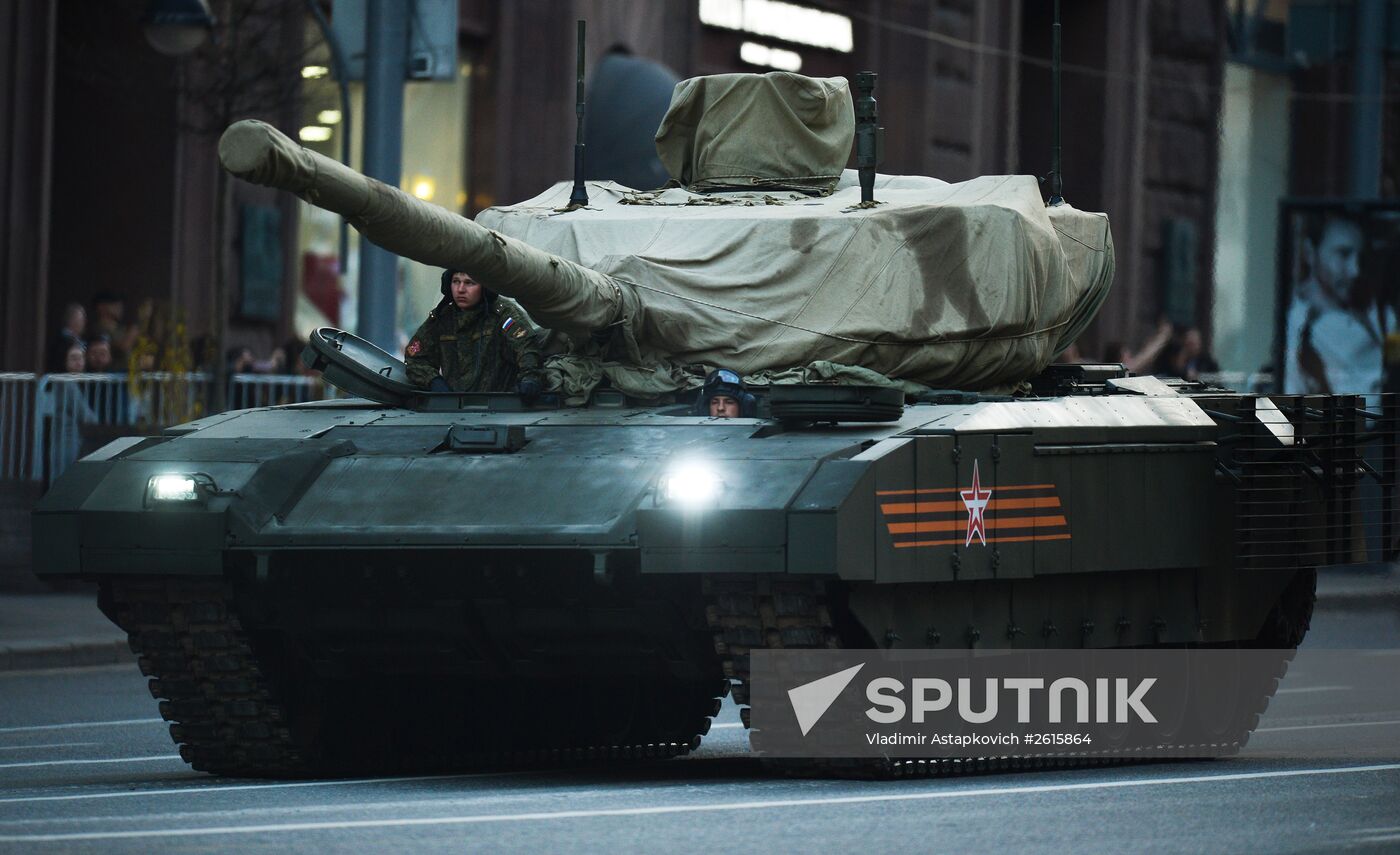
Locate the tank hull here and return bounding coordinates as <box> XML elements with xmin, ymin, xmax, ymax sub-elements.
<box><xmin>32</xmin><ymin>386</ymin><xmax>1370</xmax><ymax>776</ymax></box>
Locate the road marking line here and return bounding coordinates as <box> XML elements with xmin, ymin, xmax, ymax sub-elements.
<box><xmin>1255</xmin><ymin>719</ymin><xmax>1400</xmax><ymax>734</ymax></box>
<box><xmin>709</xmin><ymin>723</ymin><xmax>744</xmax><ymax>729</ymax></box>
<box><xmin>0</xmin><ymin>743</ymin><xmax>99</xmax><ymax>753</ymax></box>
<box><xmin>0</xmin><ymin>756</ymin><xmax>180</xmax><ymax>771</ymax></box>
<box><xmin>0</xmin><ymin>770</ymin><xmax>547</xmax><ymax>805</ymax></box>
<box><xmin>0</xmin><ymin>718</ymin><xmax>161</xmax><ymax>735</ymax></box>
<box><xmin>1356</xmin><ymin>834</ymin><xmax>1400</xmax><ymax>845</ymax></box>
<box><xmin>1</xmin><ymin>763</ymin><xmax>1397</xmax><ymax>842</ymax></box>
<box><xmin>1275</xmin><ymin>685</ymin><xmax>1352</xmax><ymax>695</ymax></box>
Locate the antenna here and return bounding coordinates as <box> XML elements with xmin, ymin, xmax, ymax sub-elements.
<box><xmin>568</xmin><ymin>20</ymin><xmax>589</xmax><ymax>209</ymax></box>
<box><xmin>1047</xmin><ymin>0</ymin><xmax>1065</xmax><ymax>206</ymax></box>
<box><xmin>854</xmin><ymin>71</ymin><xmax>883</xmax><ymax>205</ymax></box>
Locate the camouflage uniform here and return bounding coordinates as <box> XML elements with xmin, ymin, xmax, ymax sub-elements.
<box><xmin>404</xmin><ymin>297</ymin><xmax>541</xmax><ymax>392</ymax></box>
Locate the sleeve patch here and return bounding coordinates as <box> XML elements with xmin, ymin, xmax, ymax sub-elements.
<box><xmin>406</xmin><ymin>339</ymin><xmax>422</xmax><ymax>357</ymax></box>
<box><xmin>501</xmin><ymin>317</ymin><xmax>516</xmax><ymax>332</ymax></box>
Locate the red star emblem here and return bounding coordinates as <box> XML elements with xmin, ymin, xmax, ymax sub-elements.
<box><xmin>959</xmin><ymin>459</ymin><xmax>993</xmax><ymax>547</ymax></box>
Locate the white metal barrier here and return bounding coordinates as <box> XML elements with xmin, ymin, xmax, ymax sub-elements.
<box><xmin>0</xmin><ymin>373</ymin><xmax>38</xmax><ymax>480</ymax></box>
<box><xmin>1</xmin><ymin>373</ymin><xmax>340</xmax><ymax>487</ymax></box>
<box><xmin>226</xmin><ymin>373</ymin><xmax>338</xmax><ymax>410</ymax></box>
<box><xmin>29</xmin><ymin>373</ymin><xmax>203</xmax><ymax>484</ymax></box>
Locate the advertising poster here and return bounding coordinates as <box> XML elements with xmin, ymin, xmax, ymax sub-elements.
<box><xmin>1278</xmin><ymin>201</ymin><xmax>1400</xmax><ymax>396</ymax></box>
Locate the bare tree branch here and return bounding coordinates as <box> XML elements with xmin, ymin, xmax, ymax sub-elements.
<box><xmin>174</xmin><ymin>0</ymin><xmax>319</xmax><ymax>138</ymax></box>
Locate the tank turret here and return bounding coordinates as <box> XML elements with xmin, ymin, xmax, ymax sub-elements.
<box><xmin>220</xmin><ymin>71</ymin><xmax>1114</xmax><ymax>392</ymax></box>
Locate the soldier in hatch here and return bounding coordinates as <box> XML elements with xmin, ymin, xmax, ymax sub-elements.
<box><xmin>694</xmin><ymin>368</ymin><xmax>754</xmax><ymax>418</ymax></box>
<box><xmin>405</xmin><ymin>270</ymin><xmax>543</xmax><ymax>394</ymax></box>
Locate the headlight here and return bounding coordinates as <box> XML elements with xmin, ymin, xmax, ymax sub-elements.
<box><xmin>658</xmin><ymin>461</ymin><xmax>725</xmax><ymax>507</ymax></box>
<box><xmin>150</xmin><ymin>475</ymin><xmax>199</xmax><ymax>502</ymax></box>
<box><xmin>145</xmin><ymin>473</ymin><xmax>230</xmax><ymax>509</ymax></box>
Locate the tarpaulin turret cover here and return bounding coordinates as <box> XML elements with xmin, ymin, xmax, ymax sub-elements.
<box><xmin>219</xmin><ymin>66</ymin><xmax>1113</xmax><ymax>393</ymax></box>
<box><xmin>654</xmin><ymin>71</ymin><xmax>854</xmax><ymax>195</ymax></box>
<box><xmin>475</xmin><ymin>171</ymin><xmax>1113</xmax><ymax>391</ymax></box>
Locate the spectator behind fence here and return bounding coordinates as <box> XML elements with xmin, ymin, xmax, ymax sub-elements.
<box><xmin>81</xmin><ymin>334</ymin><xmax>130</xmax><ymax>420</ymax></box>
<box><xmin>1102</xmin><ymin>318</ymin><xmax>1174</xmax><ymax>375</ymax></box>
<box><xmin>49</xmin><ymin>303</ymin><xmax>87</xmax><ymax>372</ymax></box>
<box><xmin>1154</xmin><ymin>325</ymin><xmax>1218</xmax><ymax>382</ymax></box>
<box><xmin>62</xmin><ymin>340</ymin><xmax>85</xmax><ymax>373</ymax></box>
<box><xmin>86</xmin><ymin>335</ymin><xmax>116</xmax><ymax>373</ymax></box>
<box><xmin>46</xmin><ymin>348</ymin><xmax>100</xmax><ymax>481</ymax></box>
<box><xmin>91</xmin><ymin>290</ymin><xmax>140</xmax><ymax>370</ymax></box>
<box><xmin>227</xmin><ymin>346</ymin><xmax>256</xmax><ymax>375</ymax></box>
<box><xmin>250</xmin><ymin>346</ymin><xmax>287</xmax><ymax>374</ymax></box>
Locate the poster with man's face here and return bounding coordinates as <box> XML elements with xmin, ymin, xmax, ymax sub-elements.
<box><xmin>1280</xmin><ymin>202</ymin><xmax>1400</xmax><ymax>396</ymax></box>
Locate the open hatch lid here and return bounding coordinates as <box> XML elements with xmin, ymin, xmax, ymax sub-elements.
<box><xmin>302</xmin><ymin>327</ymin><xmax>418</xmax><ymax>406</ymax></box>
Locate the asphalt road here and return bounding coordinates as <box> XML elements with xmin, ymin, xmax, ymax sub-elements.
<box><xmin>0</xmin><ymin>601</ymin><xmax>1397</xmax><ymax>854</ymax></box>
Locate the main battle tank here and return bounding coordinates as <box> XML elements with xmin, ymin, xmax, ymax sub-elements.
<box><xmin>32</xmin><ymin>72</ymin><xmax>1386</xmax><ymax>778</ymax></box>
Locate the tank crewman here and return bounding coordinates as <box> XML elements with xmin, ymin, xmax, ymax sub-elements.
<box><xmin>405</xmin><ymin>270</ymin><xmax>543</xmax><ymax>394</ymax></box>
<box><xmin>694</xmin><ymin>368</ymin><xmax>756</xmax><ymax>418</ymax></box>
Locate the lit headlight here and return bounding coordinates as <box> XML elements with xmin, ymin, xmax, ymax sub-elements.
<box><xmin>659</xmin><ymin>462</ymin><xmax>725</xmax><ymax>507</ymax></box>
<box><xmin>149</xmin><ymin>474</ymin><xmax>200</xmax><ymax>502</ymax></box>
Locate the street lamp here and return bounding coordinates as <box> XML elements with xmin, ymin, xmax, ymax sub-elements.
<box><xmin>142</xmin><ymin>0</ymin><xmax>216</xmax><ymax>57</ymax></box>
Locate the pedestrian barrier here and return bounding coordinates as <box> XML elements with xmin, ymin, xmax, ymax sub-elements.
<box><xmin>0</xmin><ymin>373</ymin><xmax>37</xmax><ymax>480</ymax></box>
<box><xmin>226</xmin><ymin>373</ymin><xmax>337</xmax><ymax>410</ymax></box>
<box><xmin>0</xmin><ymin>372</ymin><xmax>340</xmax><ymax>488</ymax></box>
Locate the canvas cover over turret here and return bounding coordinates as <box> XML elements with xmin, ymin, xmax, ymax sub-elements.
<box><xmin>476</xmin><ymin>171</ymin><xmax>1113</xmax><ymax>391</ymax></box>
<box><xmin>654</xmin><ymin>72</ymin><xmax>854</xmax><ymax>195</ymax></box>
<box><xmin>219</xmin><ymin>66</ymin><xmax>1114</xmax><ymax>394</ymax></box>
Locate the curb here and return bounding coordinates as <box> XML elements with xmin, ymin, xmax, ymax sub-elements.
<box><xmin>0</xmin><ymin>637</ymin><xmax>133</xmax><ymax>673</ymax></box>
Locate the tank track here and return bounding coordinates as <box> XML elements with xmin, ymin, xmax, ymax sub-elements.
<box><xmin>703</xmin><ymin>573</ymin><xmax>1308</xmax><ymax>780</ymax></box>
<box><xmin>1255</xmin><ymin>568</ymin><xmax>1317</xmax><ymax>649</ymax></box>
<box><xmin>105</xmin><ymin>576</ymin><xmax>724</xmax><ymax>777</ymax></box>
<box><xmin>105</xmin><ymin>577</ymin><xmax>307</xmax><ymax>777</ymax></box>
<box><xmin>103</xmin><ymin>570</ymin><xmax>1310</xmax><ymax>779</ymax></box>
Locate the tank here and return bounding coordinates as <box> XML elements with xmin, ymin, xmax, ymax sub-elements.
<box><xmin>30</xmin><ymin>73</ymin><xmax>1387</xmax><ymax>778</ymax></box>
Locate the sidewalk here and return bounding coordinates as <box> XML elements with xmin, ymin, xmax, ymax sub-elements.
<box><xmin>0</xmin><ymin>588</ymin><xmax>130</xmax><ymax>672</ymax></box>
<box><xmin>1</xmin><ymin>566</ymin><xmax>1396</xmax><ymax>673</ymax></box>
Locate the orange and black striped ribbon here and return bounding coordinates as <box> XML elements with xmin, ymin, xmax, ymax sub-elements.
<box><xmin>876</xmin><ymin>484</ymin><xmax>1071</xmax><ymax>549</ymax></box>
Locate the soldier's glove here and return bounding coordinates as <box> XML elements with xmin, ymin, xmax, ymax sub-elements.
<box><xmin>518</xmin><ymin>374</ymin><xmax>542</xmax><ymax>402</ymax></box>
<box><xmin>428</xmin><ymin>376</ymin><xmax>451</xmax><ymax>393</ymax></box>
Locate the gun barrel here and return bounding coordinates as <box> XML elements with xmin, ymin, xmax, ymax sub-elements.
<box><xmin>218</xmin><ymin>120</ymin><xmax>631</xmax><ymax>335</ymax></box>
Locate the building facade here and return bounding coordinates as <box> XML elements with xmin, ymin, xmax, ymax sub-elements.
<box><xmin>9</xmin><ymin>0</ymin><xmax>1389</xmax><ymax>377</ymax></box>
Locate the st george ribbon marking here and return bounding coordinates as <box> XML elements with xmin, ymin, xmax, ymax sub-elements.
<box><xmin>749</xmin><ymin>649</ymin><xmax>1305</xmax><ymax>759</ymax></box>
<box><xmin>960</xmin><ymin>459</ymin><xmax>992</xmax><ymax>546</ymax></box>
<box><xmin>877</xmin><ymin>461</ymin><xmax>1071</xmax><ymax>549</ymax></box>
